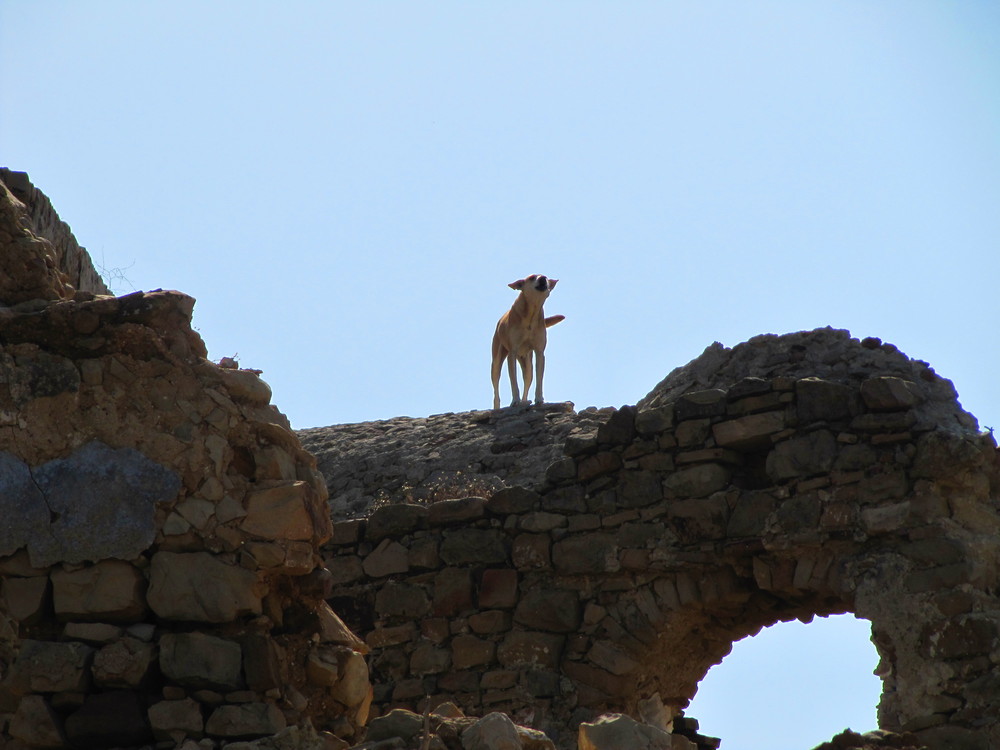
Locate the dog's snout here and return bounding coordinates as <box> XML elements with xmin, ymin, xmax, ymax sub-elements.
<box><xmin>535</xmin><ymin>275</ymin><xmax>548</xmax><ymax>291</ymax></box>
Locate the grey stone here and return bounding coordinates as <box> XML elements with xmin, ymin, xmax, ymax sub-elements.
<box><xmin>664</xmin><ymin>463</ymin><xmax>730</xmax><ymax>498</ymax></box>
<box><xmin>367</xmin><ymin>708</ymin><xmax>424</xmax><ymax>743</ymax></box>
<box><xmin>10</xmin><ymin>695</ymin><xmax>67</xmax><ymax>749</ymax></box>
<box><xmin>514</xmin><ymin>588</ymin><xmax>581</xmax><ymax>633</ymax></box>
<box><xmin>205</xmin><ymin>702</ymin><xmax>286</xmax><ymax>739</ymax></box>
<box><xmin>159</xmin><ymin>632</ymin><xmax>244</xmax><ymax>691</ymax></box>
<box><xmin>462</xmin><ymin>712</ymin><xmax>522</xmax><ymax>750</ymax></box>
<box><xmin>861</xmin><ymin>376</ymin><xmax>924</xmax><ymax>411</ymax></box>
<box><xmin>12</xmin><ymin>639</ymin><xmax>93</xmax><ymax>693</ymax></box>
<box><xmin>148</xmin><ymin>698</ymin><xmax>205</xmax><ymax>741</ymax></box>
<box><xmin>4</xmin><ymin>441</ymin><xmax>181</xmax><ymax>567</ymax></box>
<box><xmin>795</xmin><ymin>377</ymin><xmax>857</xmax><ymax>424</ymax></box>
<box><xmin>440</xmin><ymin>528</ymin><xmax>507</xmax><ymax>564</ymax></box>
<box><xmin>766</xmin><ymin>430</ymin><xmax>837</xmax><ymax>481</ymax></box>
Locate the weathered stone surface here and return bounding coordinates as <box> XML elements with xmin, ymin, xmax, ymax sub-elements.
<box><xmin>92</xmin><ymin>636</ymin><xmax>156</xmax><ymax>687</ymax></box>
<box><xmin>452</xmin><ymin>634</ymin><xmax>497</xmax><ymax>669</ymax></box>
<box><xmin>159</xmin><ymin>632</ymin><xmax>243</xmax><ymax>691</ymax></box>
<box><xmin>861</xmin><ymin>376</ymin><xmax>924</xmax><ymax>411</ymax></box>
<box><xmin>51</xmin><ymin>560</ymin><xmax>146</xmax><ymax>622</ymax></box>
<box><xmin>462</xmin><ymin>711</ymin><xmax>522</xmax><ymax>750</ymax></box>
<box><xmin>10</xmin><ymin>695</ymin><xmax>67</xmax><ymax>749</ymax></box>
<box><xmin>148</xmin><ymin>698</ymin><xmax>205</xmax><ymax>742</ymax></box>
<box><xmin>241</xmin><ymin>481</ymin><xmax>315</xmax><ymax>541</ymax></box>
<box><xmin>664</xmin><ymin>463</ymin><xmax>730</xmax><ymax>498</ymax></box>
<box><xmin>766</xmin><ymin>430</ymin><xmax>838</xmax><ymax>480</ymax></box>
<box><xmin>375</xmin><ymin>581</ymin><xmax>431</xmax><ymax>618</ymax></box>
<box><xmin>12</xmin><ymin>639</ymin><xmax>93</xmax><ymax>693</ymax></box>
<box><xmin>205</xmin><ymin>702</ymin><xmax>286</xmax><ymax>739</ymax></box>
<box><xmin>552</xmin><ymin>533</ymin><xmax>620</xmax><ymax>574</ymax></box>
<box><xmin>363</xmin><ymin>538</ymin><xmax>409</xmax><ymax>577</ymax></box>
<box><xmin>514</xmin><ymin>588</ymin><xmax>581</xmax><ymax>633</ymax></box>
<box><xmin>366</xmin><ymin>503</ymin><xmax>429</xmax><ymax>541</ymax></box>
<box><xmin>479</xmin><ymin>568</ymin><xmax>519</xmax><ymax>608</ymax></box>
<box><xmin>367</xmin><ymin>707</ymin><xmax>424</xmax><ymax>743</ymax></box>
<box><xmin>2</xmin><ymin>574</ymin><xmax>49</xmax><ymax>623</ymax></box>
<box><xmin>328</xmin><ymin>648</ymin><xmax>371</xmax><ymax>708</ymax></box>
<box><xmin>497</xmin><ymin>631</ymin><xmax>564</xmax><ymax>669</ymax></box>
<box><xmin>578</xmin><ymin>713</ymin><xmax>673</xmax><ymax>750</ymax></box>
<box><xmin>147</xmin><ymin>551</ymin><xmax>262</xmax><ymax>622</ymax></box>
<box><xmin>434</xmin><ymin>566</ymin><xmax>473</xmax><ymax>616</ymax></box>
<box><xmin>441</xmin><ymin>528</ymin><xmax>507</xmax><ymax>564</ymax></box>
<box><xmin>0</xmin><ymin>442</ymin><xmax>180</xmax><ymax>567</ymax></box>
<box><xmin>712</xmin><ymin>410</ymin><xmax>785</xmax><ymax>448</ymax></box>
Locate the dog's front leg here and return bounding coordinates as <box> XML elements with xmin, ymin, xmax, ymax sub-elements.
<box><xmin>534</xmin><ymin>349</ymin><xmax>546</xmax><ymax>405</ymax></box>
<box><xmin>520</xmin><ymin>352</ymin><xmax>534</xmax><ymax>405</ymax></box>
<box><xmin>506</xmin><ymin>352</ymin><xmax>521</xmax><ymax>407</ymax></box>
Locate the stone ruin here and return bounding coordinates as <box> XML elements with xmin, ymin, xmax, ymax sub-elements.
<box><xmin>2</xmin><ymin>170</ymin><xmax>999</xmax><ymax>750</ymax></box>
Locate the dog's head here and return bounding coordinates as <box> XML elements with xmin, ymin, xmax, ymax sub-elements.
<box><xmin>509</xmin><ymin>274</ymin><xmax>558</xmax><ymax>297</ymax></box>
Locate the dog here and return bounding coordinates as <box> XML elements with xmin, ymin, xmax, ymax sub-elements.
<box><xmin>491</xmin><ymin>274</ymin><xmax>564</xmax><ymax>410</ymax></box>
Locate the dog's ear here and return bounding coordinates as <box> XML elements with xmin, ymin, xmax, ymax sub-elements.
<box><xmin>548</xmin><ymin>278</ymin><xmax>559</xmax><ymax>290</ymax></box>
<box><xmin>509</xmin><ymin>279</ymin><xmax>526</xmax><ymax>290</ymax></box>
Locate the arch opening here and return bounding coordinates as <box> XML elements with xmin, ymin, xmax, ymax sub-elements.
<box><xmin>687</xmin><ymin>614</ymin><xmax>881</xmax><ymax>749</ymax></box>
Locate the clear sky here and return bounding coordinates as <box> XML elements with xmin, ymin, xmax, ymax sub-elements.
<box><xmin>2</xmin><ymin>3</ymin><xmax>997</xmax><ymax>748</ymax></box>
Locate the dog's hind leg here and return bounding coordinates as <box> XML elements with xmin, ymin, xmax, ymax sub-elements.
<box><xmin>534</xmin><ymin>349</ymin><xmax>546</xmax><ymax>405</ymax></box>
<box><xmin>491</xmin><ymin>350</ymin><xmax>504</xmax><ymax>410</ymax></box>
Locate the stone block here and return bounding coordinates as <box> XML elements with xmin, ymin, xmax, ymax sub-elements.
<box><xmin>147</xmin><ymin>551</ymin><xmax>262</xmax><ymax>623</ymax></box>
<box><xmin>552</xmin><ymin>534</ymin><xmax>620</xmax><ymax>574</ymax></box>
<box><xmin>434</xmin><ymin>567</ymin><xmax>473</xmax><ymax>616</ymax></box>
<box><xmin>205</xmin><ymin>702</ymin><xmax>286</xmax><ymax>739</ymax></box>
<box><xmin>861</xmin><ymin>376</ymin><xmax>923</xmax><ymax>411</ymax></box>
<box><xmin>307</xmin><ymin>644</ymin><xmax>343</xmax><ymax>686</ymax></box>
<box><xmin>64</xmin><ymin>691</ymin><xmax>153</xmax><ymax>748</ymax></box>
<box><xmin>469</xmin><ymin>610</ymin><xmax>511</xmax><ymax>634</ymax></box>
<box><xmin>578</xmin><ymin>713</ymin><xmax>673</xmax><ymax>750</ymax></box>
<box><xmin>578</xmin><ymin>452</ymin><xmax>623</xmax><ymax>482</ymax></box>
<box><xmin>12</xmin><ymin>639</ymin><xmax>93</xmax><ymax>693</ymax></box>
<box><xmin>148</xmin><ymin>698</ymin><xmax>205</xmax><ymax>742</ymax></box>
<box><xmin>486</xmin><ymin>486</ymin><xmax>540</xmax><ymax>514</ymax></box>
<box><xmin>635</xmin><ymin>405</ymin><xmax>674</xmax><ymax>436</ymax></box>
<box><xmin>667</xmin><ymin>495</ymin><xmax>729</xmax><ymax>542</ymax></box>
<box><xmin>241</xmin><ymin>481</ymin><xmax>315</xmax><ymax>541</ymax></box>
<box><xmin>243</xmin><ymin>633</ymin><xmax>286</xmax><ymax>692</ymax></box>
<box><xmin>512</xmin><ymin>533</ymin><xmax>551</xmax><ymax>570</ymax></box>
<box><xmin>664</xmin><ymin>464</ymin><xmax>730</xmax><ymax>499</ymax></box>
<box><xmin>480</xmin><ymin>568</ymin><xmax>519</xmax><ymax>608</ymax></box>
<box><xmin>366</xmin><ymin>503</ymin><xmax>428</xmax><ymax>542</ymax></box>
<box><xmin>712</xmin><ymin>411</ymin><xmax>785</xmax><ymax>449</ymax></box>
<box><xmin>92</xmin><ymin>636</ymin><xmax>156</xmax><ymax>687</ymax></box>
<box><xmin>587</xmin><ymin>639</ymin><xmax>639</xmax><ymax>676</ymax></box>
<box><xmin>452</xmin><ymin>634</ymin><xmax>496</xmax><ymax>669</ymax></box>
<box><xmin>375</xmin><ymin>581</ymin><xmax>431</xmax><ymax>618</ymax></box>
<box><xmin>497</xmin><ymin>631</ymin><xmax>564</xmax><ymax>669</ymax></box>
<box><xmin>519</xmin><ymin>511</ymin><xmax>567</xmax><ymax>533</ymax></box>
<box><xmin>462</xmin><ymin>711</ymin><xmax>522</xmax><ymax>750</ymax></box>
<box><xmin>367</xmin><ymin>708</ymin><xmax>424</xmax><ymax>743</ymax></box>
<box><xmin>10</xmin><ymin>695</ymin><xmax>67</xmax><ymax>749</ymax></box>
<box><xmin>514</xmin><ymin>588</ymin><xmax>581</xmax><ymax>633</ymax></box>
<box><xmin>766</xmin><ymin>430</ymin><xmax>837</xmax><ymax>481</ymax></box>
<box><xmin>0</xmin><ymin>441</ymin><xmax>181</xmax><ymax>568</ymax></box>
<box><xmin>63</xmin><ymin>622</ymin><xmax>122</xmax><ymax>644</ymax></box>
<box><xmin>674</xmin><ymin>390</ymin><xmax>726</xmax><ymax>421</ymax></box>
<box><xmin>2</xmin><ymin>574</ymin><xmax>48</xmax><ymax>623</ymax></box>
<box><xmin>363</xmin><ymin>538</ymin><xmax>409</xmax><ymax>577</ymax></box>
<box><xmin>441</xmin><ymin>528</ymin><xmax>507</xmax><ymax>565</ymax></box>
<box><xmin>795</xmin><ymin>378</ymin><xmax>856</xmax><ymax>424</ymax></box>
<box><xmin>329</xmin><ymin>648</ymin><xmax>371</xmax><ymax>708</ymax></box>
<box><xmin>159</xmin><ymin>632</ymin><xmax>243</xmax><ymax>691</ymax></box>
<box><xmin>51</xmin><ymin>560</ymin><xmax>146</xmax><ymax>622</ymax></box>
<box><xmin>428</xmin><ymin>496</ymin><xmax>487</xmax><ymax>525</ymax></box>
<box><xmin>861</xmin><ymin>501</ymin><xmax>911</xmax><ymax>535</ymax></box>
<box><xmin>410</xmin><ymin>642</ymin><xmax>452</xmax><ymax>675</ymax></box>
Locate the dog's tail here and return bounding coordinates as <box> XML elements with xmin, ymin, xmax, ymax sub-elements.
<box><xmin>545</xmin><ymin>315</ymin><xmax>565</xmax><ymax>327</ymax></box>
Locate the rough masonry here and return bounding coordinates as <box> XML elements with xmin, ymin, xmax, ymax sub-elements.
<box><xmin>307</xmin><ymin>328</ymin><xmax>1000</xmax><ymax>750</ymax></box>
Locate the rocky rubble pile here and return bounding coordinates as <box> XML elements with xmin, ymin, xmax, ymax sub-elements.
<box><xmin>298</xmin><ymin>405</ymin><xmax>609</xmax><ymax>519</ymax></box>
<box><xmin>0</xmin><ymin>174</ymin><xmax>371</xmax><ymax>749</ymax></box>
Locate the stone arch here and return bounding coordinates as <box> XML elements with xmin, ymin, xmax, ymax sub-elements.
<box><xmin>322</xmin><ymin>328</ymin><xmax>1000</xmax><ymax>749</ymax></box>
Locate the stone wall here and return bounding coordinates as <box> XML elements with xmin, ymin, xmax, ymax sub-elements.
<box><xmin>0</xmin><ymin>177</ymin><xmax>371</xmax><ymax>749</ymax></box>
<box><xmin>0</xmin><ymin>169</ymin><xmax>111</xmax><ymax>297</ymax></box>
<box><xmin>315</xmin><ymin>329</ymin><xmax>1000</xmax><ymax>750</ymax></box>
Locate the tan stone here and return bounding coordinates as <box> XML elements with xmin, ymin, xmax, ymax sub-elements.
<box><xmin>10</xmin><ymin>695</ymin><xmax>67</xmax><ymax>749</ymax></box>
<box><xmin>241</xmin><ymin>481</ymin><xmax>315</xmax><ymax>541</ymax></box>
<box><xmin>51</xmin><ymin>560</ymin><xmax>146</xmax><ymax>622</ymax></box>
<box><xmin>204</xmin><ymin>702</ymin><xmax>286</xmax><ymax>738</ymax></box>
<box><xmin>147</xmin><ymin>551</ymin><xmax>261</xmax><ymax>623</ymax></box>
<box><xmin>329</xmin><ymin>648</ymin><xmax>371</xmax><ymax>708</ymax></box>
<box><xmin>148</xmin><ymin>698</ymin><xmax>204</xmax><ymax>742</ymax></box>
<box><xmin>578</xmin><ymin>713</ymin><xmax>673</xmax><ymax>750</ymax></box>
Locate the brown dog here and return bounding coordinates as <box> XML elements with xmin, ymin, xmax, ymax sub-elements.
<box><xmin>491</xmin><ymin>274</ymin><xmax>564</xmax><ymax>409</ymax></box>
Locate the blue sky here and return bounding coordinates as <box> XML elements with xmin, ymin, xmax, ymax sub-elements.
<box><xmin>2</xmin><ymin>2</ymin><xmax>997</xmax><ymax>747</ymax></box>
